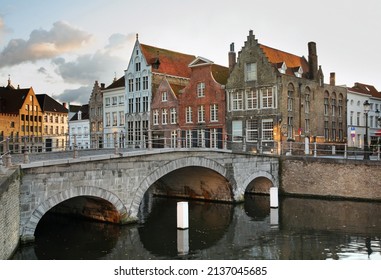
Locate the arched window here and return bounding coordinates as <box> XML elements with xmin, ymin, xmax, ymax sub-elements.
<box><xmin>287</xmin><ymin>83</ymin><xmax>294</xmax><ymax>112</ymax></box>
<box><xmin>324</xmin><ymin>91</ymin><xmax>329</xmax><ymax>116</ymax></box>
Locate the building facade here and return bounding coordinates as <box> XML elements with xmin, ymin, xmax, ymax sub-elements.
<box><xmin>36</xmin><ymin>94</ymin><xmax>68</xmax><ymax>152</ymax></box>
<box><xmin>178</xmin><ymin>57</ymin><xmax>229</xmax><ymax>149</ymax></box>
<box><xmin>124</xmin><ymin>35</ymin><xmax>195</xmax><ymax>148</ymax></box>
<box><xmin>151</xmin><ymin>76</ymin><xmax>185</xmax><ymax>148</ymax></box>
<box><xmin>103</xmin><ymin>76</ymin><xmax>126</xmax><ymax>148</ymax></box>
<box><xmin>69</xmin><ymin>104</ymin><xmax>90</xmax><ymax>150</ymax></box>
<box><xmin>0</xmin><ymin>79</ymin><xmax>43</xmax><ymax>153</ymax></box>
<box><xmin>347</xmin><ymin>83</ymin><xmax>381</xmax><ymax>148</ymax></box>
<box><xmin>226</xmin><ymin>31</ymin><xmax>347</xmax><ymax>154</ymax></box>
<box><xmin>88</xmin><ymin>81</ymin><xmax>104</xmax><ymax>148</ymax></box>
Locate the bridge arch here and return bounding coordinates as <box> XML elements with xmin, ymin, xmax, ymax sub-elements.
<box><xmin>128</xmin><ymin>156</ymin><xmax>233</xmax><ymax>218</ymax></box>
<box><xmin>22</xmin><ymin>186</ymin><xmax>128</xmax><ymax>242</ymax></box>
<box><xmin>236</xmin><ymin>171</ymin><xmax>278</xmax><ymax>199</ymax></box>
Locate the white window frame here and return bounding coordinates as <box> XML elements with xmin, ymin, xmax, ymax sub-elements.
<box><xmin>245</xmin><ymin>62</ymin><xmax>257</xmax><ymax>81</ymax></box>
<box><xmin>198</xmin><ymin>105</ymin><xmax>205</xmax><ymax>123</ymax></box>
<box><xmin>232</xmin><ymin>120</ymin><xmax>242</xmax><ymax>142</ymax></box>
<box><xmin>262</xmin><ymin>119</ymin><xmax>274</xmax><ymax>142</ymax></box>
<box><xmin>246</xmin><ymin>90</ymin><xmax>258</xmax><ymax>110</ymax></box>
<box><xmin>162</xmin><ymin>109</ymin><xmax>168</xmax><ymax>125</ymax></box>
<box><xmin>197</xmin><ymin>82</ymin><xmax>205</xmax><ymax>97</ymax></box>
<box><xmin>210</xmin><ymin>104</ymin><xmax>218</xmax><ymax>122</ymax></box>
<box><xmin>232</xmin><ymin>91</ymin><xmax>243</xmax><ymax>111</ymax></box>
<box><xmin>186</xmin><ymin>106</ymin><xmax>192</xmax><ymax>123</ymax></box>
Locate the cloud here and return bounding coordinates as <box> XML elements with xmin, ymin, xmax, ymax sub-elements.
<box><xmin>53</xmin><ymin>85</ymin><xmax>92</xmax><ymax>105</ymax></box>
<box><xmin>52</xmin><ymin>33</ymin><xmax>131</xmax><ymax>85</ymax></box>
<box><xmin>0</xmin><ymin>21</ymin><xmax>92</xmax><ymax>67</ymax></box>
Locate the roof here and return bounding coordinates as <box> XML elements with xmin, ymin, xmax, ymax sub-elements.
<box><xmin>211</xmin><ymin>64</ymin><xmax>229</xmax><ymax>85</ymax></box>
<box><xmin>0</xmin><ymin>86</ymin><xmax>31</xmax><ymax>114</ymax></box>
<box><xmin>105</xmin><ymin>76</ymin><xmax>125</xmax><ymax>90</ymax></box>
<box><xmin>140</xmin><ymin>43</ymin><xmax>196</xmax><ymax>78</ymax></box>
<box><xmin>348</xmin><ymin>83</ymin><xmax>381</xmax><ymax>98</ymax></box>
<box><xmin>36</xmin><ymin>94</ymin><xmax>68</xmax><ymax>113</ymax></box>
<box><xmin>169</xmin><ymin>83</ymin><xmax>186</xmax><ymax>97</ymax></box>
<box><xmin>259</xmin><ymin>44</ymin><xmax>310</xmax><ymax>77</ymax></box>
<box><xmin>70</xmin><ymin>104</ymin><xmax>89</xmax><ymax>121</ymax></box>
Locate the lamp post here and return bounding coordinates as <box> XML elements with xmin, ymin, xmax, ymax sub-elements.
<box><xmin>363</xmin><ymin>100</ymin><xmax>370</xmax><ymax>160</ymax></box>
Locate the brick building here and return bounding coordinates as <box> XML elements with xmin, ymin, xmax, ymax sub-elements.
<box><xmin>226</xmin><ymin>31</ymin><xmax>347</xmax><ymax>154</ymax></box>
<box><xmin>178</xmin><ymin>57</ymin><xmax>229</xmax><ymax>148</ymax></box>
<box><xmin>0</xmin><ymin>79</ymin><xmax>43</xmax><ymax>153</ymax></box>
<box><xmin>151</xmin><ymin>76</ymin><xmax>185</xmax><ymax>148</ymax></box>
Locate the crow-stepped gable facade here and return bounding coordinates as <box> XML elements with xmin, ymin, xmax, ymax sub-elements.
<box><xmin>226</xmin><ymin>30</ymin><xmax>347</xmax><ymax>153</ymax></box>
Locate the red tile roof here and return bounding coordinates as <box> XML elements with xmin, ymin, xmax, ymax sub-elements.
<box><xmin>259</xmin><ymin>44</ymin><xmax>309</xmax><ymax>77</ymax></box>
<box><xmin>140</xmin><ymin>44</ymin><xmax>196</xmax><ymax>78</ymax></box>
<box><xmin>349</xmin><ymin>83</ymin><xmax>381</xmax><ymax>98</ymax></box>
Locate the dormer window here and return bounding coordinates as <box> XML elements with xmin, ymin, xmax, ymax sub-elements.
<box><xmin>78</xmin><ymin>111</ymin><xmax>82</xmax><ymax>120</ymax></box>
<box><xmin>278</xmin><ymin>62</ymin><xmax>287</xmax><ymax>74</ymax></box>
<box><xmin>294</xmin><ymin>67</ymin><xmax>303</xmax><ymax>78</ymax></box>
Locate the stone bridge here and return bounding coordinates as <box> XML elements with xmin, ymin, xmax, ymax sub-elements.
<box><xmin>19</xmin><ymin>148</ymin><xmax>279</xmax><ymax>242</ymax></box>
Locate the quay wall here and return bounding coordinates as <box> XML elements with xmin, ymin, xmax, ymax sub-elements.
<box><xmin>0</xmin><ymin>168</ymin><xmax>20</xmax><ymax>259</ymax></box>
<box><xmin>280</xmin><ymin>157</ymin><xmax>381</xmax><ymax>201</ymax></box>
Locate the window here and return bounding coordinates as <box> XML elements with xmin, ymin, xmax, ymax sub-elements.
<box><xmin>170</xmin><ymin>108</ymin><xmax>177</xmax><ymax>124</ymax></box>
<box><xmin>135</xmin><ymin>61</ymin><xmax>141</xmax><ymax>72</ymax></box>
<box><xmin>162</xmin><ymin>109</ymin><xmax>168</xmax><ymax>125</ymax></box>
<box><xmin>232</xmin><ymin>120</ymin><xmax>242</xmax><ymax>142</ymax></box>
<box><xmin>113</xmin><ymin>112</ymin><xmax>117</xmax><ymax>126</ymax></box>
<box><xmin>305</xmin><ymin>88</ymin><xmax>310</xmax><ymax>114</ymax></box>
<box><xmin>143</xmin><ymin>96</ymin><xmax>149</xmax><ymax>112</ymax></box>
<box><xmin>119</xmin><ymin>96</ymin><xmax>124</xmax><ymax>105</ymax></box>
<box><xmin>171</xmin><ymin>130</ymin><xmax>177</xmax><ymax>148</ymax></box>
<box><xmin>261</xmin><ymin>87</ymin><xmax>274</xmax><ymax>108</ymax></box>
<box><xmin>210</xmin><ymin>104</ymin><xmax>218</xmax><ymax>122</ymax></box>
<box><xmin>162</xmin><ymin>92</ymin><xmax>167</xmax><ymax>102</ymax></box>
<box><xmin>128</xmin><ymin>98</ymin><xmax>134</xmax><ymax>113</ymax></box>
<box><xmin>153</xmin><ymin>110</ymin><xmax>159</xmax><ymax>125</ymax></box>
<box><xmin>288</xmin><ymin>84</ymin><xmax>294</xmax><ymax>112</ymax></box>
<box><xmin>262</xmin><ymin>119</ymin><xmax>274</xmax><ymax>141</ymax></box>
<box><xmin>245</xmin><ymin>63</ymin><xmax>257</xmax><ymax>81</ymax></box>
<box><xmin>232</xmin><ymin>91</ymin><xmax>243</xmax><ymax>110</ymax></box>
<box><xmin>185</xmin><ymin>130</ymin><xmax>192</xmax><ymax>148</ymax></box>
<box><xmin>338</xmin><ymin>95</ymin><xmax>343</xmax><ymax>117</ymax></box>
<box><xmin>186</xmin><ymin>107</ymin><xmax>192</xmax><ymax>123</ymax></box>
<box><xmin>198</xmin><ymin>105</ymin><xmax>205</xmax><ymax>123</ymax></box>
<box><xmin>135</xmin><ymin>97</ymin><xmax>141</xmax><ymax>113</ymax></box>
<box><xmin>143</xmin><ymin>76</ymin><xmax>148</xmax><ymax>90</ymax></box>
<box><xmin>210</xmin><ymin>128</ymin><xmax>218</xmax><ymax>148</ymax></box>
<box><xmin>305</xmin><ymin>118</ymin><xmax>310</xmax><ymax>133</ymax></box>
<box><xmin>106</xmin><ymin>113</ymin><xmax>111</xmax><ymax>127</ymax></box>
<box><xmin>324</xmin><ymin>92</ymin><xmax>329</xmax><ymax>116</ymax></box>
<box><xmin>128</xmin><ymin>78</ymin><xmax>134</xmax><ymax>92</ymax></box>
<box><xmin>197</xmin><ymin>82</ymin><xmax>205</xmax><ymax>97</ymax></box>
<box><xmin>127</xmin><ymin>121</ymin><xmax>133</xmax><ymax>145</ymax></box>
<box><xmin>324</xmin><ymin>121</ymin><xmax>329</xmax><ymax>140</ymax></box>
<box><xmin>112</xmin><ymin>96</ymin><xmax>117</xmax><ymax>106</ymax></box>
<box><xmin>197</xmin><ymin>129</ymin><xmax>205</xmax><ymax>147</ymax></box>
<box><xmin>287</xmin><ymin>116</ymin><xmax>293</xmax><ymax>139</ymax></box>
<box><xmin>350</xmin><ymin>111</ymin><xmax>354</xmax><ymax>126</ymax></box>
<box><xmin>246</xmin><ymin>119</ymin><xmax>258</xmax><ymax>142</ymax></box>
<box><xmin>135</xmin><ymin>77</ymin><xmax>141</xmax><ymax>91</ymax></box>
<box><xmin>105</xmin><ymin>97</ymin><xmax>110</xmax><ymax>107</ymax></box>
<box><xmin>357</xmin><ymin>112</ymin><xmax>361</xmax><ymax>126</ymax></box>
<box><xmin>10</xmin><ymin>121</ymin><xmax>15</xmax><ymax>128</ymax></box>
<box><xmin>331</xmin><ymin>95</ymin><xmax>336</xmax><ymax>117</ymax></box>
<box><xmin>246</xmin><ymin>90</ymin><xmax>258</xmax><ymax>110</ymax></box>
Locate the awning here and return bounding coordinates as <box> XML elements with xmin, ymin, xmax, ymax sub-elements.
<box><xmin>375</xmin><ymin>130</ymin><xmax>381</xmax><ymax>137</ymax></box>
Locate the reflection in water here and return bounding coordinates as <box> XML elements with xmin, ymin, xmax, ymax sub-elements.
<box><xmin>11</xmin><ymin>195</ymin><xmax>381</xmax><ymax>260</ymax></box>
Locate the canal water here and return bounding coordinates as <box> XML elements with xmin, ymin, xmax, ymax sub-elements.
<box><xmin>12</xmin><ymin>194</ymin><xmax>381</xmax><ymax>260</ymax></box>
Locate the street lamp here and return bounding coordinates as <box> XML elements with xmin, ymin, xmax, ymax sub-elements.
<box><xmin>363</xmin><ymin>100</ymin><xmax>370</xmax><ymax>160</ymax></box>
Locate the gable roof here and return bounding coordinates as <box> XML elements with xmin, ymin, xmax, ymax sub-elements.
<box><xmin>105</xmin><ymin>76</ymin><xmax>125</xmax><ymax>90</ymax></box>
<box><xmin>36</xmin><ymin>94</ymin><xmax>68</xmax><ymax>113</ymax></box>
<box><xmin>70</xmin><ymin>104</ymin><xmax>89</xmax><ymax>121</ymax></box>
<box><xmin>140</xmin><ymin>44</ymin><xmax>196</xmax><ymax>78</ymax></box>
<box><xmin>259</xmin><ymin>44</ymin><xmax>310</xmax><ymax>77</ymax></box>
<box><xmin>0</xmin><ymin>86</ymin><xmax>31</xmax><ymax>114</ymax></box>
<box><xmin>348</xmin><ymin>82</ymin><xmax>381</xmax><ymax>98</ymax></box>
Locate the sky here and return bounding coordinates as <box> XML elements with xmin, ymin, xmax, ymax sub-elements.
<box><xmin>1</xmin><ymin>0</ymin><xmax>381</xmax><ymax>105</ymax></box>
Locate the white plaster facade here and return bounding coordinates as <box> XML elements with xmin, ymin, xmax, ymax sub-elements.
<box><xmin>103</xmin><ymin>85</ymin><xmax>126</xmax><ymax>148</ymax></box>
<box><xmin>69</xmin><ymin>109</ymin><xmax>90</xmax><ymax>150</ymax></box>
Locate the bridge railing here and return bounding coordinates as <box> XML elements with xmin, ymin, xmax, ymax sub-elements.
<box><xmin>2</xmin><ymin>130</ymin><xmax>380</xmax><ymax>164</ymax></box>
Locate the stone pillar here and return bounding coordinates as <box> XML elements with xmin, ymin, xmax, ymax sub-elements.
<box><xmin>114</xmin><ymin>132</ymin><xmax>118</xmax><ymax>155</ymax></box>
<box><xmin>148</xmin><ymin>129</ymin><xmax>152</xmax><ymax>150</ymax></box>
<box><xmin>73</xmin><ymin>134</ymin><xmax>78</xmax><ymax>159</ymax></box>
<box><xmin>177</xmin><ymin>129</ymin><xmax>181</xmax><ymax>149</ymax></box>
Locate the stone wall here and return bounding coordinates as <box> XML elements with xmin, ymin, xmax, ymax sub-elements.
<box><xmin>280</xmin><ymin>157</ymin><xmax>381</xmax><ymax>201</ymax></box>
<box><xmin>0</xmin><ymin>168</ymin><xmax>20</xmax><ymax>259</ymax></box>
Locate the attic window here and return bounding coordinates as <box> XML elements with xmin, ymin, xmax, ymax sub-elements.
<box><xmin>278</xmin><ymin>62</ymin><xmax>287</xmax><ymax>74</ymax></box>
<box><xmin>294</xmin><ymin>67</ymin><xmax>303</xmax><ymax>78</ymax></box>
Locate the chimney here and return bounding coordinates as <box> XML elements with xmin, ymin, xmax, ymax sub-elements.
<box><xmin>228</xmin><ymin>43</ymin><xmax>236</xmax><ymax>73</ymax></box>
<box><xmin>101</xmin><ymin>83</ymin><xmax>105</xmax><ymax>89</ymax></box>
<box><xmin>330</xmin><ymin>72</ymin><xmax>336</xmax><ymax>86</ymax></box>
<box><xmin>308</xmin><ymin>42</ymin><xmax>318</xmax><ymax>80</ymax></box>
<box><xmin>63</xmin><ymin>102</ymin><xmax>67</xmax><ymax>109</ymax></box>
